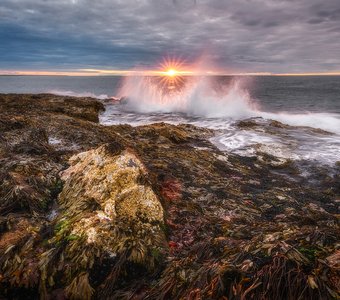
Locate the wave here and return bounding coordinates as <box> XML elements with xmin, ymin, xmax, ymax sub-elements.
<box><xmin>118</xmin><ymin>75</ymin><xmax>340</xmax><ymax>134</ymax></box>
<box><xmin>118</xmin><ymin>76</ymin><xmax>257</xmax><ymax>118</ymax></box>
<box><xmin>260</xmin><ymin>111</ymin><xmax>340</xmax><ymax>134</ymax></box>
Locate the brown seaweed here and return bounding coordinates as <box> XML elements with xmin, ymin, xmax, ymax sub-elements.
<box><xmin>0</xmin><ymin>94</ymin><xmax>338</xmax><ymax>299</ymax></box>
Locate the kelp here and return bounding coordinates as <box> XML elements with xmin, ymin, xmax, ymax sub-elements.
<box><xmin>65</xmin><ymin>272</ymin><xmax>94</xmax><ymax>300</ymax></box>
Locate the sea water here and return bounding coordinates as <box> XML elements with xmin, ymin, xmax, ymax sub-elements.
<box><xmin>1</xmin><ymin>75</ymin><xmax>339</xmax><ymax>165</ymax></box>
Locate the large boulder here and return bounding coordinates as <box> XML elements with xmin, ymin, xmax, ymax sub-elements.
<box><xmin>58</xmin><ymin>143</ymin><xmax>165</xmax><ymax>254</ymax></box>
<box><xmin>51</xmin><ymin>144</ymin><xmax>166</xmax><ymax>299</ymax></box>
<box><xmin>0</xmin><ymin>144</ymin><xmax>166</xmax><ymax>299</ymax></box>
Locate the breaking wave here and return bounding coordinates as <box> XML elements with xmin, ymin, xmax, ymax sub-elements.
<box><xmin>261</xmin><ymin>111</ymin><xmax>340</xmax><ymax>134</ymax></box>
<box><xmin>118</xmin><ymin>76</ymin><xmax>257</xmax><ymax>118</ymax></box>
<box><xmin>117</xmin><ymin>75</ymin><xmax>340</xmax><ymax>134</ymax></box>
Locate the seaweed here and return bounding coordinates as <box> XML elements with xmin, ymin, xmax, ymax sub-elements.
<box><xmin>0</xmin><ymin>94</ymin><xmax>338</xmax><ymax>299</ymax></box>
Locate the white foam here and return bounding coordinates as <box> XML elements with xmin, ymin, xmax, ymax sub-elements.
<box><xmin>259</xmin><ymin>111</ymin><xmax>340</xmax><ymax>135</ymax></box>
<box><xmin>117</xmin><ymin>75</ymin><xmax>340</xmax><ymax>135</ymax></box>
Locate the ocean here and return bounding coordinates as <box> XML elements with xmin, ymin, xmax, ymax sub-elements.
<box><xmin>1</xmin><ymin>75</ymin><xmax>340</xmax><ymax>165</ymax></box>
<box><xmin>1</xmin><ymin>75</ymin><xmax>340</xmax><ymax>113</ymax></box>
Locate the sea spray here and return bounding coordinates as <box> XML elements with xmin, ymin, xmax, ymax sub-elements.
<box><xmin>117</xmin><ymin>75</ymin><xmax>340</xmax><ymax>134</ymax></box>
<box><xmin>117</xmin><ymin>75</ymin><xmax>258</xmax><ymax>118</ymax></box>
<box><xmin>185</xmin><ymin>77</ymin><xmax>257</xmax><ymax>118</ymax></box>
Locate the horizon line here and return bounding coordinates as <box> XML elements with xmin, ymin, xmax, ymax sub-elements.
<box><xmin>1</xmin><ymin>69</ymin><xmax>340</xmax><ymax>76</ymax></box>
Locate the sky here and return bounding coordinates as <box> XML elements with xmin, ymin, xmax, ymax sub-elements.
<box><xmin>0</xmin><ymin>0</ymin><xmax>340</xmax><ymax>75</ymax></box>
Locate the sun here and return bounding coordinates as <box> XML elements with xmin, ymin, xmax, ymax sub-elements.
<box><xmin>158</xmin><ymin>56</ymin><xmax>185</xmax><ymax>77</ymax></box>
<box><xmin>165</xmin><ymin>69</ymin><xmax>177</xmax><ymax>77</ymax></box>
<box><xmin>154</xmin><ymin>56</ymin><xmax>189</xmax><ymax>93</ymax></box>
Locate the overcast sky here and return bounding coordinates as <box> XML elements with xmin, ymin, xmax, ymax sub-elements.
<box><xmin>1</xmin><ymin>0</ymin><xmax>340</xmax><ymax>73</ymax></box>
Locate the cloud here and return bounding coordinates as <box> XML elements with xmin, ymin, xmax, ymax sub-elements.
<box><xmin>0</xmin><ymin>0</ymin><xmax>340</xmax><ymax>72</ymax></box>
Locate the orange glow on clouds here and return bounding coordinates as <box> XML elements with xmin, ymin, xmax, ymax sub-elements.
<box><xmin>1</xmin><ymin>66</ymin><xmax>340</xmax><ymax>77</ymax></box>
<box><xmin>273</xmin><ymin>72</ymin><xmax>340</xmax><ymax>76</ymax></box>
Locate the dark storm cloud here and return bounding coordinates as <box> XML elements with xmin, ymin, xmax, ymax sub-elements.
<box><xmin>0</xmin><ymin>0</ymin><xmax>340</xmax><ymax>72</ymax></box>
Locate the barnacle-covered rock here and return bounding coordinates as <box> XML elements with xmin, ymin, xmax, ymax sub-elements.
<box><xmin>43</xmin><ymin>144</ymin><xmax>166</xmax><ymax>299</ymax></box>
<box><xmin>57</xmin><ymin>144</ymin><xmax>165</xmax><ymax>258</ymax></box>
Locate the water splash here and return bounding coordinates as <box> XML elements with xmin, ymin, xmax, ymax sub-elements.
<box><xmin>117</xmin><ymin>75</ymin><xmax>258</xmax><ymax>118</ymax></box>
<box><xmin>117</xmin><ymin>74</ymin><xmax>340</xmax><ymax>135</ymax></box>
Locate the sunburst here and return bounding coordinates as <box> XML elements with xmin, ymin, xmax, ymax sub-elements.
<box><xmin>165</xmin><ymin>69</ymin><xmax>177</xmax><ymax>77</ymax></box>
<box><xmin>156</xmin><ymin>57</ymin><xmax>187</xmax><ymax>93</ymax></box>
<box><xmin>159</xmin><ymin>56</ymin><xmax>185</xmax><ymax>75</ymax></box>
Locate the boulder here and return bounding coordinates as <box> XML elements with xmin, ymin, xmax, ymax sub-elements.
<box><xmin>50</xmin><ymin>144</ymin><xmax>166</xmax><ymax>299</ymax></box>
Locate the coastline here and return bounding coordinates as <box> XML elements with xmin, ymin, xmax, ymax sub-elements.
<box><xmin>0</xmin><ymin>94</ymin><xmax>339</xmax><ymax>299</ymax></box>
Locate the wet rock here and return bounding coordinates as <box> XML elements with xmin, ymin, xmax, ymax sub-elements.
<box><xmin>0</xmin><ymin>94</ymin><xmax>339</xmax><ymax>299</ymax></box>
<box><xmin>0</xmin><ymin>93</ymin><xmax>104</xmax><ymax>123</ymax></box>
<box><xmin>237</xmin><ymin>117</ymin><xmax>333</xmax><ymax>136</ymax></box>
<box><xmin>237</xmin><ymin>118</ymin><xmax>260</xmax><ymax>129</ymax></box>
<box><xmin>326</xmin><ymin>250</ymin><xmax>340</xmax><ymax>270</ymax></box>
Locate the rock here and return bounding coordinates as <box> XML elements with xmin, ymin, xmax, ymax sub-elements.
<box><xmin>0</xmin><ymin>143</ymin><xmax>166</xmax><ymax>299</ymax></box>
<box><xmin>0</xmin><ymin>93</ymin><xmax>104</xmax><ymax>123</ymax></box>
<box><xmin>58</xmin><ymin>144</ymin><xmax>165</xmax><ymax>255</ymax></box>
<box><xmin>237</xmin><ymin>118</ymin><xmax>260</xmax><ymax>129</ymax></box>
<box><xmin>0</xmin><ymin>94</ymin><xmax>339</xmax><ymax>300</ymax></box>
<box><xmin>254</xmin><ymin>143</ymin><xmax>294</xmax><ymax>167</ymax></box>
<box><xmin>50</xmin><ymin>144</ymin><xmax>166</xmax><ymax>299</ymax></box>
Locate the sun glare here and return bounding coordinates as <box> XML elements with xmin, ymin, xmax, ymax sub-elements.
<box><xmin>165</xmin><ymin>69</ymin><xmax>177</xmax><ymax>77</ymax></box>
<box><xmin>153</xmin><ymin>57</ymin><xmax>188</xmax><ymax>92</ymax></box>
<box><xmin>159</xmin><ymin>56</ymin><xmax>186</xmax><ymax>76</ymax></box>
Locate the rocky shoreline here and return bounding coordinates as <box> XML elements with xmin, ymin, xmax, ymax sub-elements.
<box><xmin>0</xmin><ymin>94</ymin><xmax>339</xmax><ymax>299</ymax></box>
